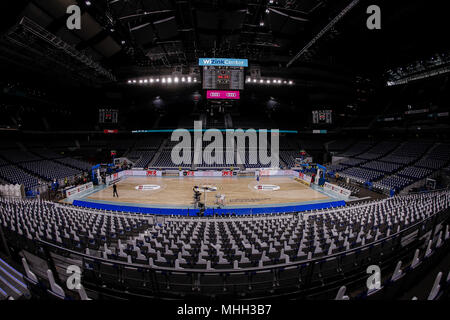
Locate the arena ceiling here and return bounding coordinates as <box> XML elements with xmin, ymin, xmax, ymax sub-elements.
<box><xmin>0</xmin><ymin>0</ymin><xmax>448</xmax><ymax>85</ymax></box>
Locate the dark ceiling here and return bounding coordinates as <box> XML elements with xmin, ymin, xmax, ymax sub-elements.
<box><xmin>0</xmin><ymin>0</ymin><xmax>448</xmax><ymax>85</ymax></box>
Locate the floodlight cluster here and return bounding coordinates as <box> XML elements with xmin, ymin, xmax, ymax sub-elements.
<box><xmin>245</xmin><ymin>78</ymin><xmax>294</xmax><ymax>85</ymax></box>
<box><xmin>127</xmin><ymin>76</ymin><xmax>198</xmax><ymax>85</ymax></box>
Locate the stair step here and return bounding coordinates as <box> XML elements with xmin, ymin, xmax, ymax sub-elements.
<box><xmin>0</xmin><ymin>286</ymin><xmax>8</xmax><ymax>300</ymax></box>
<box><xmin>0</xmin><ymin>258</ymin><xmax>25</xmax><ymax>284</ymax></box>
<box><xmin>0</xmin><ymin>264</ymin><xmax>27</xmax><ymax>293</ymax></box>
<box><xmin>0</xmin><ymin>274</ymin><xmax>22</xmax><ymax>299</ymax></box>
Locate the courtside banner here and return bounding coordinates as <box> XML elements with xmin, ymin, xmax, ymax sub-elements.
<box><xmin>258</xmin><ymin>170</ymin><xmax>295</xmax><ymax>176</ymax></box>
<box><xmin>296</xmin><ymin>172</ymin><xmax>312</xmax><ymax>186</ymax></box>
<box><xmin>222</xmin><ymin>170</ymin><xmax>233</xmax><ymax>176</ymax></box>
<box><xmin>324</xmin><ymin>182</ymin><xmax>351</xmax><ymax>199</ymax></box>
<box><xmin>179</xmin><ymin>170</ymin><xmax>234</xmax><ymax>177</ymax></box>
<box><xmin>65</xmin><ymin>182</ymin><xmax>93</xmax><ymax>198</ymax></box>
<box><xmin>123</xmin><ymin>170</ymin><xmax>162</xmax><ymax>177</ymax></box>
<box><xmin>106</xmin><ymin>171</ymin><xmax>127</xmax><ymax>185</ymax></box>
<box><xmin>206</xmin><ymin>90</ymin><xmax>240</xmax><ymax>100</ymax></box>
<box><xmin>199</xmin><ymin>58</ymin><xmax>248</xmax><ymax>67</ymax></box>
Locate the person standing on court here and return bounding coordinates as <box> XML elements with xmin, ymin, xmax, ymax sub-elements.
<box><xmin>113</xmin><ymin>183</ymin><xmax>119</xmax><ymax>197</ymax></box>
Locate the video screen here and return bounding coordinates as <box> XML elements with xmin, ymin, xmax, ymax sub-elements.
<box><xmin>99</xmin><ymin>108</ymin><xmax>118</xmax><ymax>124</ymax></box>
<box><xmin>202</xmin><ymin>66</ymin><xmax>245</xmax><ymax>90</ymax></box>
<box><xmin>312</xmin><ymin>110</ymin><xmax>333</xmax><ymax>124</ymax></box>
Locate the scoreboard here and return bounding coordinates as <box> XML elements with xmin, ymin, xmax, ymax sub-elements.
<box><xmin>202</xmin><ymin>66</ymin><xmax>245</xmax><ymax>90</ymax></box>
<box><xmin>312</xmin><ymin>110</ymin><xmax>333</xmax><ymax>124</ymax></box>
<box><xmin>99</xmin><ymin>108</ymin><xmax>118</xmax><ymax>124</ymax></box>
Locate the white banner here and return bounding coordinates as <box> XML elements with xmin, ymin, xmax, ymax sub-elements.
<box><xmin>179</xmin><ymin>170</ymin><xmax>234</xmax><ymax>177</ymax></box>
<box><xmin>126</xmin><ymin>169</ymin><xmax>162</xmax><ymax>177</ymax></box>
<box><xmin>105</xmin><ymin>171</ymin><xmax>124</xmax><ymax>185</ymax></box>
<box><xmin>106</xmin><ymin>170</ymin><xmax>162</xmax><ymax>184</ymax></box>
<box><xmin>65</xmin><ymin>182</ymin><xmax>93</xmax><ymax>198</ymax></box>
<box><xmin>294</xmin><ymin>171</ymin><xmax>312</xmax><ymax>186</ymax></box>
<box><xmin>324</xmin><ymin>182</ymin><xmax>351</xmax><ymax>199</ymax></box>
<box><xmin>258</xmin><ymin>169</ymin><xmax>295</xmax><ymax>176</ymax></box>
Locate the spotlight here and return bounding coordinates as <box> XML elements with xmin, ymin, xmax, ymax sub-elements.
<box><xmin>247</xmin><ymin>77</ymin><xmax>251</xmax><ymax>82</ymax></box>
<box><xmin>156</xmin><ymin>78</ymin><xmax>160</xmax><ymax>82</ymax></box>
<box><xmin>139</xmin><ymin>80</ymin><xmax>143</xmax><ymax>84</ymax></box>
<box><xmin>278</xmin><ymin>80</ymin><xmax>282</xmax><ymax>83</ymax></box>
<box><xmin>181</xmin><ymin>77</ymin><xmax>186</xmax><ymax>82</ymax></box>
<box><xmin>187</xmin><ymin>77</ymin><xmax>192</xmax><ymax>83</ymax></box>
<box><xmin>150</xmin><ymin>78</ymin><xmax>154</xmax><ymax>83</ymax></box>
<box><xmin>85</xmin><ymin>1</ymin><xmax>91</xmax><ymax>6</ymax></box>
<box><xmin>288</xmin><ymin>80</ymin><xmax>293</xmax><ymax>85</ymax></box>
<box><xmin>253</xmin><ymin>79</ymin><xmax>257</xmax><ymax>83</ymax></box>
<box><xmin>260</xmin><ymin>21</ymin><xmax>265</xmax><ymax>26</ymax></box>
<box><xmin>193</xmin><ymin>78</ymin><xmax>197</xmax><ymax>82</ymax></box>
<box><xmin>266</xmin><ymin>80</ymin><xmax>270</xmax><ymax>84</ymax></box>
<box><xmin>174</xmin><ymin>77</ymin><xmax>179</xmax><ymax>83</ymax></box>
<box><xmin>144</xmin><ymin>79</ymin><xmax>148</xmax><ymax>83</ymax></box>
<box><xmin>162</xmin><ymin>78</ymin><xmax>166</xmax><ymax>83</ymax></box>
<box><xmin>260</xmin><ymin>79</ymin><xmax>264</xmax><ymax>83</ymax></box>
<box><xmin>167</xmin><ymin>77</ymin><xmax>172</xmax><ymax>83</ymax></box>
<box><xmin>127</xmin><ymin>80</ymin><xmax>132</xmax><ymax>84</ymax></box>
<box><xmin>132</xmin><ymin>80</ymin><xmax>136</xmax><ymax>83</ymax></box>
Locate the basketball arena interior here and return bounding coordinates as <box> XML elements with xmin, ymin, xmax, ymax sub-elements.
<box><xmin>0</xmin><ymin>0</ymin><xmax>449</xmax><ymax>307</ymax></box>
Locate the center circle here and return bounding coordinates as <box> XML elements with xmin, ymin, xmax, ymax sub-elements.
<box><xmin>195</xmin><ymin>185</ymin><xmax>218</xmax><ymax>192</ymax></box>
<box><xmin>253</xmin><ymin>184</ymin><xmax>280</xmax><ymax>191</ymax></box>
<box><xmin>135</xmin><ymin>184</ymin><xmax>161</xmax><ymax>191</ymax></box>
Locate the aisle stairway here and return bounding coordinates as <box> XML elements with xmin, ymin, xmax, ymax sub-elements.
<box><xmin>0</xmin><ymin>257</ymin><xmax>30</xmax><ymax>300</ymax></box>
<box><xmin>148</xmin><ymin>138</ymin><xmax>168</xmax><ymax>168</ymax></box>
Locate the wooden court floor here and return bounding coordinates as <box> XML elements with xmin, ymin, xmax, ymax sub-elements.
<box><xmin>85</xmin><ymin>177</ymin><xmax>329</xmax><ymax>208</ymax></box>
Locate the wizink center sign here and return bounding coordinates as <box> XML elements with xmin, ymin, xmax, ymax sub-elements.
<box><xmin>199</xmin><ymin>58</ymin><xmax>248</xmax><ymax>67</ymax></box>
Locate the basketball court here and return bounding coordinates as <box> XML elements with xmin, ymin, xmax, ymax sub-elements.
<box><xmin>67</xmin><ymin>175</ymin><xmax>346</xmax><ymax>215</ymax></box>
<box><xmin>86</xmin><ymin>176</ymin><xmax>329</xmax><ymax>207</ymax></box>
